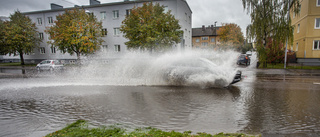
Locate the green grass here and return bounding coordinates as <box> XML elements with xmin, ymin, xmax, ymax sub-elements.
<box><xmin>0</xmin><ymin>62</ymin><xmax>36</xmax><ymax>67</ymax></box>
<box><xmin>259</xmin><ymin>63</ymin><xmax>320</xmax><ymax>70</ymax></box>
<box><xmin>46</xmin><ymin>120</ymin><xmax>258</xmax><ymax>137</ymax></box>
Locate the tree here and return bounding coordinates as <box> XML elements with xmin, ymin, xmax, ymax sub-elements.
<box><xmin>1</xmin><ymin>11</ymin><xmax>41</xmax><ymax>65</ymax></box>
<box><xmin>217</xmin><ymin>23</ymin><xmax>244</xmax><ymax>46</ymax></box>
<box><xmin>46</xmin><ymin>8</ymin><xmax>104</xmax><ymax>62</ymax></box>
<box><xmin>241</xmin><ymin>0</ymin><xmax>300</xmax><ymax>67</ymax></box>
<box><xmin>240</xmin><ymin>43</ymin><xmax>253</xmax><ymax>54</ymax></box>
<box><xmin>0</xmin><ymin>20</ymin><xmax>7</xmax><ymax>55</ymax></box>
<box><xmin>120</xmin><ymin>2</ymin><xmax>182</xmax><ymax>51</ymax></box>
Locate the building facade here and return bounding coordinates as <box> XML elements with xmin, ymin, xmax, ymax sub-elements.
<box><xmin>192</xmin><ymin>25</ymin><xmax>221</xmax><ymax>49</ymax></box>
<box><xmin>291</xmin><ymin>0</ymin><xmax>320</xmax><ymax>65</ymax></box>
<box><xmin>1</xmin><ymin>0</ymin><xmax>192</xmax><ymax>64</ymax></box>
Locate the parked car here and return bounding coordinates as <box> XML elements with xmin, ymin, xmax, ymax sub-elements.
<box><xmin>246</xmin><ymin>51</ymin><xmax>252</xmax><ymax>57</ymax></box>
<box><xmin>237</xmin><ymin>54</ymin><xmax>250</xmax><ymax>66</ymax></box>
<box><xmin>36</xmin><ymin>60</ymin><xmax>64</xmax><ymax>72</ymax></box>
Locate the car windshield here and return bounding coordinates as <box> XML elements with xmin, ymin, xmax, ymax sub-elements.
<box><xmin>40</xmin><ymin>61</ymin><xmax>47</xmax><ymax>64</ymax></box>
<box><xmin>239</xmin><ymin>55</ymin><xmax>246</xmax><ymax>59</ymax></box>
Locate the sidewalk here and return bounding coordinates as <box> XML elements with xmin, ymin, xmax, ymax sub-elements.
<box><xmin>255</xmin><ymin>68</ymin><xmax>320</xmax><ymax>77</ymax></box>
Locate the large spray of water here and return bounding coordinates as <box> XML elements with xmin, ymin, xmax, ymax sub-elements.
<box><xmin>65</xmin><ymin>49</ymin><xmax>240</xmax><ymax>88</ymax></box>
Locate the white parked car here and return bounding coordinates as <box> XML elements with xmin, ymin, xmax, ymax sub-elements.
<box><xmin>36</xmin><ymin>60</ymin><xmax>64</xmax><ymax>72</ymax></box>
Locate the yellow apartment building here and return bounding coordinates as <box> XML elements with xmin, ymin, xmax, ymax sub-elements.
<box><xmin>192</xmin><ymin>25</ymin><xmax>221</xmax><ymax>49</ymax></box>
<box><xmin>291</xmin><ymin>0</ymin><xmax>320</xmax><ymax>65</ymax></box>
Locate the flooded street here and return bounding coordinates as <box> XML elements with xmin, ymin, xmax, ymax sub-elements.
<box><xmin>1</xmin><ymin>52</ymin><xmax>320</xmax><ymax>136</ymax></box>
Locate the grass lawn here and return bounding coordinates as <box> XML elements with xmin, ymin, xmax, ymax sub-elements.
<box><xmin>45</xmin><ymin>120</ymin><xmax>258</xmax><ymax>137</ymax></box>
<box><xmin>0</xmin><ymin>62</ymin><xmax>36</xmax><ymax>67</ymax></box>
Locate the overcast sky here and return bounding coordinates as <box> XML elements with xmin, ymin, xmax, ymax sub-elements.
<box><xmin>0</xmin><ymin>0</ymin><xmax>251</xmax><ymax>36</ymax></box>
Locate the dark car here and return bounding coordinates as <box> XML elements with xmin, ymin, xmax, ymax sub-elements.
<box><xmin>237</xmin><ymin>54</ymin><xmax>250</xmax><ymax>66</ymax></box>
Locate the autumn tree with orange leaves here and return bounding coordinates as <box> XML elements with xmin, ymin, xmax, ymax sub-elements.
<box><xmin>217</xmin><ymin>23</ymin><xmax>244</xmax><ymax>47</ymax></box>
<box><xmin>0</xmin><ymin>11</ymin><xmax>41</xmax><ymax>65</ymax></box>
<box><xmin>46</xmin><ymin>8</ymin><xmax>104</xmax><ymax>62</ymax></box>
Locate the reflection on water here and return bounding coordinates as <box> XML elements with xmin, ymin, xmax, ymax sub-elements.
<box><xmin>0</xmin><ymin>68</ymin><xmax>27</xmax><ymax>74</ymax></box>
<box><xmin>240</xmin><ymin>81</ymin><xmax>320</xmax><ymax>135</ymax></box>
<box><xmin>0</xmin><ymin>77</ymin><xmax>320</xmax><ymax>136</ymax></box>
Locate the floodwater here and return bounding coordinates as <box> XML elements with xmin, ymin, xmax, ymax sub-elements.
<box><xmin>1</xmin><ymin>51</ymin><xmax>320</xmax><ymax>136</ymax></box>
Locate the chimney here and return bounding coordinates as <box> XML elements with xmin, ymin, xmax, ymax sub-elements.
<box><xmin>90</xmin><ymin>0</ymin><xmax>101</xmax><ymax>5</ymax></box>
<box><xmin>202</xmin><ymin>25</ymin><xmax>205</xmax><ymax>31</ymax></box>
<box><xmin>51</xmin><ymin>3</ymin><xmax>63</xmax><ymax>10</ymax></box>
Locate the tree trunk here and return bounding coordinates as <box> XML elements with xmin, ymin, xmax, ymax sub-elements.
<box><xmin>76</xmin><ymin>52</ymin><xmax>81</xmax><ymax>65</ymax></box>
<box><xmin>19</xmin><ymin>52</ymin><xmax>25</xmax><ymax>65</ymax></box>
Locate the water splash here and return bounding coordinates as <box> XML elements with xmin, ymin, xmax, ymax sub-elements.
<box><xmin>0</xmin><ymin>49</ymin><xmax>240</xmax><ymax>91</ymax></box>
<box><xmin>65</xmin><ymin>49</ymin><xmax>240</xmax><ymax>88</ymax></box>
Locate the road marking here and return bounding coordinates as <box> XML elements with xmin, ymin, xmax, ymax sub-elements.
<box><xmin>313</xmin><ymin>82</ymin><xmax>320</xmax><ymax>85</ymax></box>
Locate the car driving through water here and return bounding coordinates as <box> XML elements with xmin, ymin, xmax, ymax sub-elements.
<box><xmin>161</xmin><ymin>57</ymin><xmax>241</xmax><ymax>88</ymax></box>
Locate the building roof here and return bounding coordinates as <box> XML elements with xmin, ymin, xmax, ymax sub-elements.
<box><xmin>192</xmin><ymin>25</ymin><xmax>221</xmax><ymax>37</ymax></box>
<box><xmin>22</xmin><ymin>0</ymin><xmax>192</xmax><ymax>15</ymax></box>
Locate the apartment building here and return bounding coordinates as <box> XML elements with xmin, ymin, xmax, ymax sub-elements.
<box><xmin>192</xmin><ymin>25</ymin><xmax>221</xmax><ymax>49</ymax></box>
<box><xmin>1</xmin><ymin>0</ymin><xmax>192</xmax><ymax>64</ymax></box>
<box><xmin>291</xmin><ymin>0</ymin><xmax>320</xmax><ymax>65</ymax></box>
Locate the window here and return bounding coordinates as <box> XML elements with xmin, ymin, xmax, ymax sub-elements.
<box><xmin>298</xmin><ymin>5</ymin><xmax>301</xmax><ymax>15</ymax></box>
<box><xmin>113</xmin><ymin>10</ymin><xmax>119</xmax><ymax>19</ymax></box>
<box><xmin>114</xmin><ymin>45</ymin><xmax>120</xmax><ymax>52</ymax></box>
<box><xmin>37</xmin><ymin>18</ymin><xmax>42</xmax><ymax>25</ymax></box>
<box><xmin>202</xmin><ymin>42</ymin><xmax>208</xmax><ymax>46</ymax></box>
<box><xmin>100</xmin><ymin>11</ymin><xmax>106</xmax><ymax>20</ymax></box>
<box><xmin>296</xmin><ymin>42</ymin><xmax>299</xmax><ymax>51</ymax></box>
<box><xmin>292</xmin><ymin>28</ymin><xmax>294</xmax><ymax>34</ymax></box>
<box><xmin>314</xmin><ymin>40</ymin><xmax>320</xmax><ymax>50</ymax></box>
<box><xmin>126</xmin><ymin>9</ymin><xmax>131</xmax><ymax>16</ymax></box>
<box><xmin>293</xmin><ymin>12</ymin><xmax>295</xmax><ymax>18</ymax></box>
<box><xmin>185</xmin><ymin>13</ymin><xmax>187</xmax><ymax>21</ymax></box>
<box><xmin>211</xmin><ymin>38</ymin><xmax>215</xmax><ymax>42</ymax></box>
<box><xmin>48</xmin><ymin>17</ymin><xmax>53</xmax><ymax>24</ymax></box>
<box><xmin>51</xmin><ymin>47</ymin><xmax>56</xmax><ymax>54</ymax></box>
<box><xmin>196</xmin><ymin>39</ymin><xmax>200</xmax><ymax>42</ymax></box>
<box><xmin>102</xmin><ymin>45</ymin><xmax>108</xmax><ymax>52</ymax></box>
<box><xmin>317</xmin><ymin>0</ymin><xmax>320</xmax><ymax>6</ymax></box>
<box><xmin>113</xmin><ymin>28</ymin><xmax>120</xmax><ymax>35</ymax></box>
<box><xmin>87</xmin><ymin>12</ymin><xmax>94</xmax><ymax>17</ymax></box>
<box><xmin>40</xmin><ymin>47</ymin><xmax>45</xmax><ymax>54</ymax></box>
<box><xmin>202</xmin><ymin>37</ymin><xmax>208</xmax><ymax>40</ymax></box>
<box><xmin>25</xmin><ymin>50</ymin><xmax>35</xmax><ymax>55</ymax></box>
<box><xmin>297</xmin><ymin>24</ymin><xmax>300</xmax><ymax>33</ymax></box>
<box><xmin>315</xmin><ymin>18</ymin><xmax>320</xmax><ymax>29</ymax></box>
<box><xmin>163</xmin><ymin>6</ymin><xmax>169</xmax><ymax>13</ymax></box>
<box><xmin>102</xmin><ymin>28</ymin><xmax>107</xmax><ymax>36</ymax></box>
<box><xmin>39</xmin><ymin>33</ymin><xmax>43</xmax><ymax>40</ymax></box>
